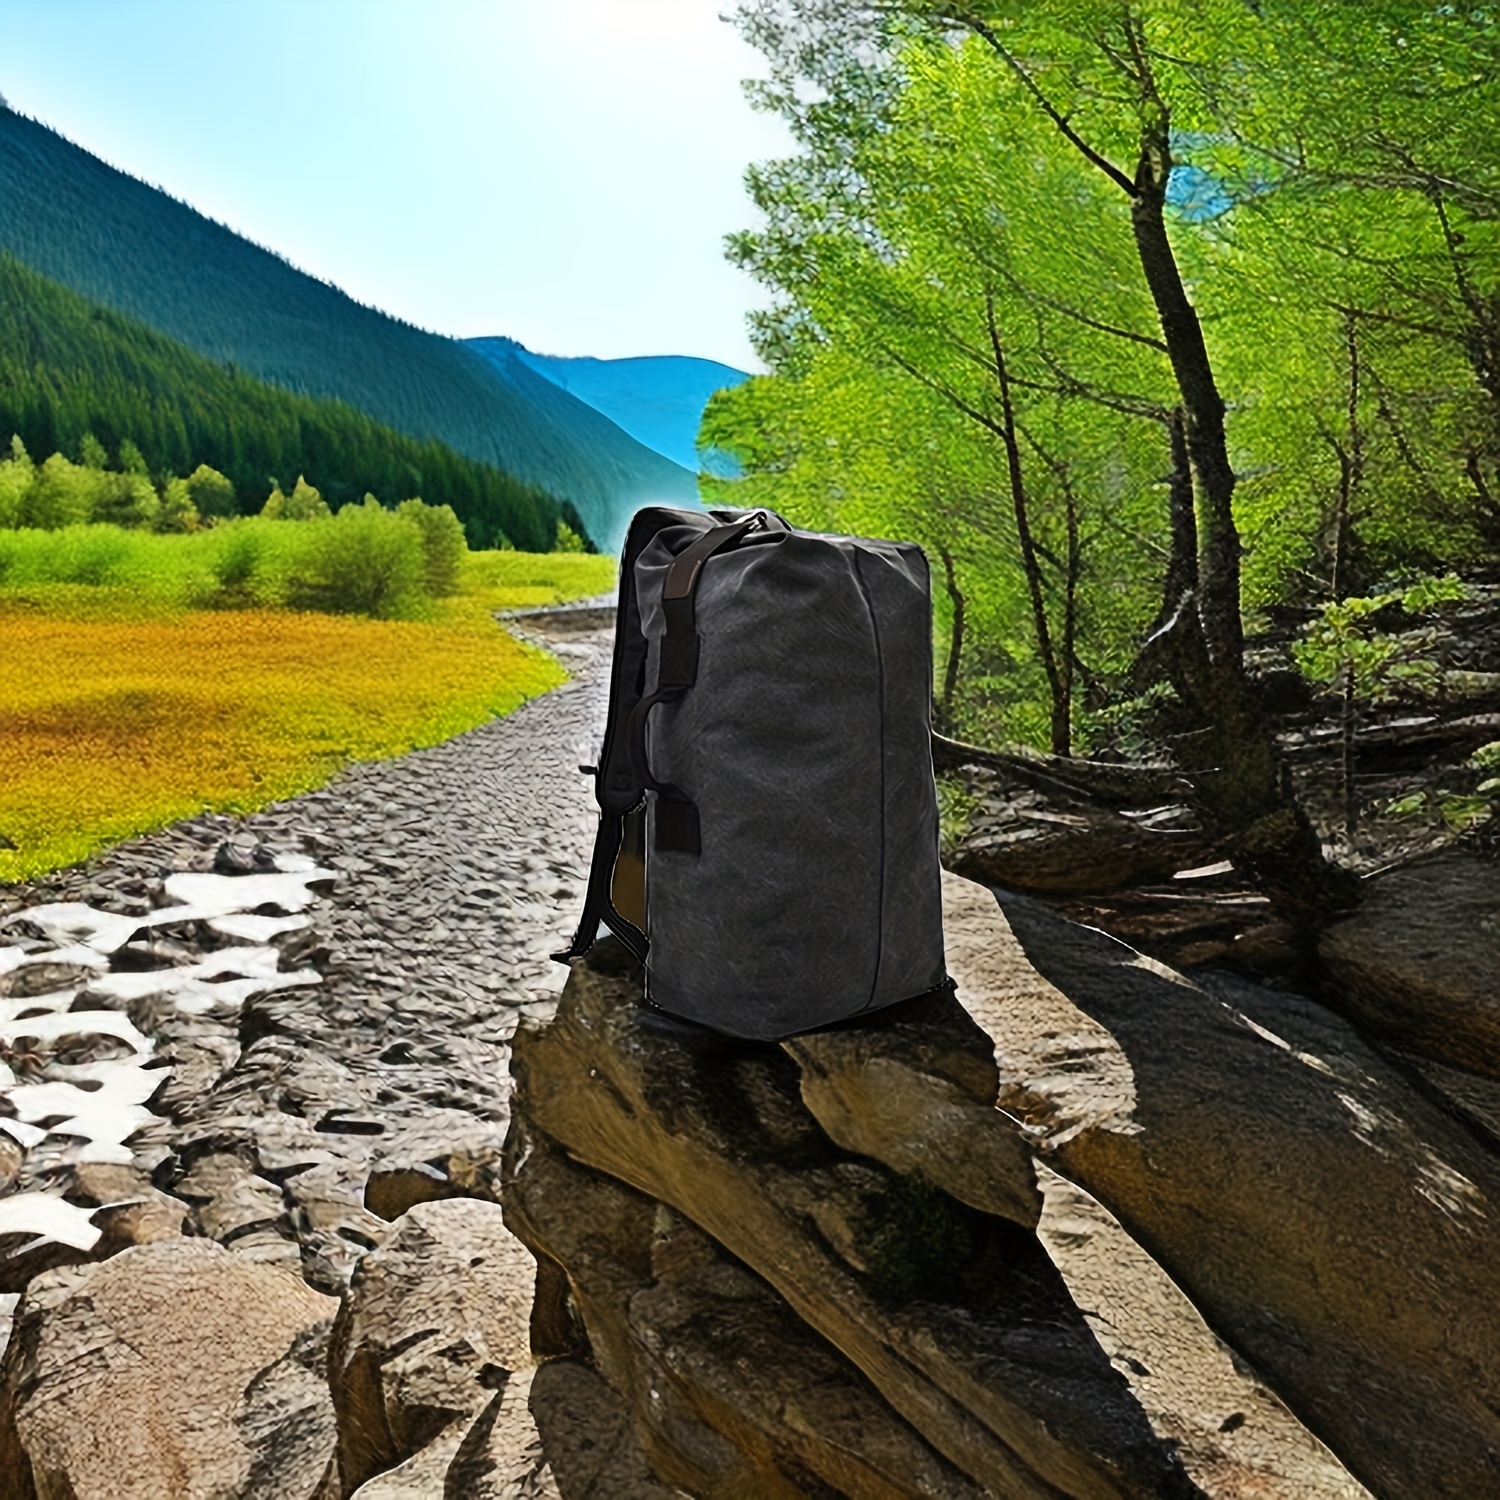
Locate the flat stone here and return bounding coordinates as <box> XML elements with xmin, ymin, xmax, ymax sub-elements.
<box><xmin>785</xmin><ymin>982</ymin><xmax>1041</xmax><ymax>1228</ymax></box>
<box><xmin>1320</xmin><ymin>851</ymin><xmax>1500</xmax><ymax>1077</ymax></box>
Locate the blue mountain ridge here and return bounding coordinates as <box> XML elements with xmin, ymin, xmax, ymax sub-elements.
<box><xmin>471</xmin><ymin>340</ymin><xmax>749</xmax><ymax>476</ymax></box>
<box><xmin>0</xmin><ymin>107</ymin><xmax>697</xmax><ymax>550</ymax></box>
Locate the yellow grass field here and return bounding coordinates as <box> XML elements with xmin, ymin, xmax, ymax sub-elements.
<box><xmin>0</xmin><ymin>554</ymin><xmax>614</xmax><ymax>881</ymax></box>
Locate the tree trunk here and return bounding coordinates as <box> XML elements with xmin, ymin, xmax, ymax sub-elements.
<box><xmin>948</xmin><ymin>7</ymin><xmax>1352</xmax><ymax>914</ymax></box>
<box><xmin>1124</xmin><ymin>94</ymin><xmax>1349</xmax><ymax>915</ymax></box>
<box><xmin>985</xmin><ymin>294</ymin><xmax>1071</xmax><ymax>755</ymax></box>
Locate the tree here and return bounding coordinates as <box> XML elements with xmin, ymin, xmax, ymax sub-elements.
<box><xmin>183</xmin><ymin>463</ymin><xmax>238</xmax><ymax>521</ymax></box>
<box><xmin>262</xmin><ymin>474</ymin><xmax>330</xmax><ymax>521</ymax></box>
<box><xmin>396</xmin><ymin>497</ymin><xmax>467</xmax><ymax>596</ymax></box>
<box><xmin>720</xmin><ymin>0</ymin><xmax>1500</xmax><ymax>911</ymax></box>
<box><xmin>77</xmin><ymin>432</ymin><xmax>108</xmax><ymax>470</ymax></box>
<box><xmin>117</xmin><ymin>437</ymin><xmax>150</xmax><ymax>477</ymax></box>
<box><xmin>155</xmin><ymin>476</ymin><xmax>200</xmax><ymax>532</ymax></box>
<box><xmin>0</xmin><ymin>435</ymin><xmax>33</xmax><ymax>528</ymax></box>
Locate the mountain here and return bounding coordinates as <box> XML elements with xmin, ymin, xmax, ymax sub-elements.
<box><xmin>474</xmin><ymin>340</ymin><xmax>749</xmax><ymax>474</ymax></box>
<box><xmin>0</xmin><ymin>253</ymin><xmax>565</xmax><ymax>551</ymax></box>
<box><xmin>0</xmin><ymin>107</ymin><xmax>696</xmax><ymax>549</ymax></box>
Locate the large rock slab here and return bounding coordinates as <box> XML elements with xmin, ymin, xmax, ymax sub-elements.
<box><xmin>1027</xmin><ymin>1164</ymin><xmax>1367</xmax><ymax>1499</ymax></box>
<box><xmin>507</xmin><ymin>1115</ymin><xmax>985</xmax><ymax>1499</ymax></box>
<box><xmin>1320</xmin><ymin>851</ymin><xmax>1500</xmax><ymax>1078</ymax></box>
<box><xmin>0</xmin><ymin>1237</ymin><xmax>337</xmax><ymax>1499</ymax></box>
<box><xmin>962</xmin><ymin>879</ymin><xmax>1500</xmax><ymax>1498</ymax></box>
<box><xmin>508</xmin><ymin>949</ymin><xmax>1198</xmax><ymax>1499</ymax></box>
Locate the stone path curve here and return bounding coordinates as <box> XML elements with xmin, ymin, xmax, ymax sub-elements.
<box><xmin>0</xmin><ymin>605</ymin><xmax>614</xmax><ymax>1297</ymax></box>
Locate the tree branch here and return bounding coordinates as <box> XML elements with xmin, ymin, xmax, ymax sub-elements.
<box><xmin>938</xmin><ymin>6</ymin><xmax>1138</xmax><ymax>195</ymax></box>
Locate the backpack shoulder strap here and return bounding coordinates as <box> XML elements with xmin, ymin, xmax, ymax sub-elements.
<box><xmin>552</xmin><ymin>506</ymin><xmax>720</xmax><ymax>965</ymax></box>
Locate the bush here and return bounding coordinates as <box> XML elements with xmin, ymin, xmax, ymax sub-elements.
<box><xmin>24</xmin><ymin>453</ymin><xmax>98</xmax><ymax>529</ymax></box>
<box><xmin>262</xmin><ymin>475</ymin><xmax>331</xmax><ymax>521</ymax></box>
<box><xmin>554</xmin><ymin>519</ymin><xmax>587</xmax><ymax>553</ymax></box>
<box><xmin>395</xmin><ymin>497</ymin><xmax>467</xmax><ymax>596</ymax></box>
<box><xmin>184</xmin><ymin>464</ymin><xmax>238</xmax><ymax>520</ymax></box>
<box><xmin>288</xmin><ymin>499</ymin><xmax>425</xmax><ymax>618</ymax></box>
<box><xmin>155</xmin><ymin>478</ymin><xmax>200</xmax><ymax>533</ymax></box>
<box><xmin>204</xmin><ymin>521</ymin><xmax>285</xmax><ymax>608</ymax></box>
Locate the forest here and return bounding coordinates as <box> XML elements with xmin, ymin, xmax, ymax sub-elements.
<box><xmin>0</xmin><ymin>253</ymin><xmax>581</xmax><ymax>552</ymax></box>
<box><xmin>0</xmin><ymin>104</ymin><xmax>696</xmax><ymax>549</ymax></box>
<box><xmin>706</xmin><ymin>0</ymin><xmax>1500</xmax><ymax>926</ymax></box>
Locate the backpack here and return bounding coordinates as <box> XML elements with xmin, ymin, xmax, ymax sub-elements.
<box><xmin>554</xmin><ymin>505</ymin><xmax>950</xmax><ymax>1040</ymax></box>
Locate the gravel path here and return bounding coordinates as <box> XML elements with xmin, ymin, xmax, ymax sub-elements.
<box><xmin>1</xmin><ymin>604</ymin><xmax>614</xmax><ymax>1293</ymax></box>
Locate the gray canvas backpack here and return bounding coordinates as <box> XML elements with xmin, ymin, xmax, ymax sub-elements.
<box><xmin>554</xmin><ymin>505</ymin><xmax>950</xmax><ymax>1039</ymax></box>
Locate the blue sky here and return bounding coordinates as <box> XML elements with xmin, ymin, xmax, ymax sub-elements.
<box><xmin>0</xmin><ymin>0</ymin><xmax>793</xmax><ymax>369</ymax></box>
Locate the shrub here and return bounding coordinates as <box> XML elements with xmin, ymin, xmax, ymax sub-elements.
<box><xmin>206</xmin><ymin>521</ymin><xmax>283</xmax><ymax>608</ymax></box>
<box><xmin>288</xmin><ymin>499</ymin><xmax>425</xmax><ymax>618</ymax></box>
<box><xmin>262</xmin><ymin>475</ymin><xmax>331</xmax><ymax>521</ymax></box>
<box><xmin>396</xmin><ymin>497</ymin><xmax>467</xmax><ymax>596</ymax></box>
<box><xmin>94</xmin><ymin>470</ymin><xmax>161</xmax><ymax>529</ymax></box>
<box><xmin>37</xmin><ymin>524</ymin><xmax>135</xmax><ymax>585</ymax></box>
<box><xmin>0</xmin><ymin>450</ymin><xmax>29</xmax><ymax>529</ymax></box>
<box><xmin>155</xmin><ymin>478</ymin><xmax>200</xmax><ymax>533</ymax></box>
<box><xmin>554</xmin><ymin>519</ymin><xmax>587</xmax><ymax>553</ymax></box>
<box><xmin>184</xmin><ymin>464</ymin><xmax>237</xmax><ymax>520</ymax></box>
<box><xmin>23</xmin><ymin>453</ymin><xmax>98</xmax><ymax>529</ymax></box>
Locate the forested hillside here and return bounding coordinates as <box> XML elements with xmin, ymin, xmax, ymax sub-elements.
<box><xmin>0</xmin><ymin>107</ymin><xmax>696</xmax><ymax>548</ymax></box>
<box><xmin>0</xmin><ymin>254</ymin><xmax>568</xmax><ymax>551</ymax></box>
<box><xmin>480</xmin><ymin>338</ymin><xmax>749</xmax><ymax>472</ymax></box>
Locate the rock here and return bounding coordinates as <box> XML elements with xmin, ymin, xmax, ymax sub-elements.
<box><xmin>516</xmin><ymin>1360</ymin><xmax>676</xmax><ymax>1499</ymax></box>
<box><xmin>0</xmin><ymin>1237</ymin><xmax>337</xmax><ymax>1499</ymax></box>
<box><xmin>975</xmin><ymin>880</ymin><xmax>1500</xmax><ymax>1497</ymax></box>
<box><xmin>238</xmin><ymin>1322</ymin><xmax>343</xmax><ymax>1500</ymax></box>
<box><xmin>64</xmin><ymin>1160</ymin><xmax>185</xmax><ymax>1250</ymax></box>
<box><xmin>506</xmin><ymin>1116</ymin><xmax>989</xmax><ymax>1498</ymax></box>
<box><xmin>362</xmin><ymin>1108</ymin><xmax>509</xmax><ymax>1222</ymax></box>
<box><xmin>508</xmin><ymin>953</ymin><xmax>1197</xmax><ymax>1499</ymax></box>
<box><xmin>171</xmin><ymin>1151</ymin><xmax>299</xmax><ymax>1264</ymax></box>
<box><xmin>784</xmin><ymin>983</ymin><xmax>1042</xmax><ymax>1228</ymax></box>
<box><xmin>948</xmin><ymin>781</ymin><xmax>1215</xmax><ymax>895</ymax></box>
<box><xmin>1320</xmin><ymin>851</ymin><xmax>1500</xmax><ymax>1078</ymax></box>
<box><xmin>283</xmin><ymin>1161</ymin><xmax>391</xmax><ymax>1293</ymax></box>
<box><xmin>327</xmin><ymin>1198</ymin><xmax>536</xmax><ymax>1496</ymax></box>
<box><xmin>213</xmin><ymin>839</ymin><xmax>280</xmax><ymax>876</ymax></box>
<box><xmin>1028</xmin><ymin>1163</ymin><xmax>1368</xmax><ymax>1499</ymax></box>
<box><xmin>0</xmin><ymin>1161</ymin><xmax>185</xmax><ymax>1294</ymax></box>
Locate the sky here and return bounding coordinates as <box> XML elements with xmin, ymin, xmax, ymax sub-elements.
<box><xmin>0</xmin><ymin>0</ymin><xmax>795</xmax><ymax>370</ymax></box>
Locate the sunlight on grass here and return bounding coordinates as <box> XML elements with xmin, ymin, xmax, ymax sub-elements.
<box><xmin>0</xmin><ymin>547</ymin><xmax>617</xmax><ymax>881</ymax></box>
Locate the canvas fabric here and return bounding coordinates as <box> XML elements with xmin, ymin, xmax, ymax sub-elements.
<box><xmin>556</xmin><ymin>505</ymin><xmax>949</xmax><ymax>1040</ymax></box>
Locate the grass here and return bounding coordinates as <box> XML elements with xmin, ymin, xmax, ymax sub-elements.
<box><xmin>0</xmin><ymin>543</ymin><xmax>616</xmax><ymax>882</ymax></box>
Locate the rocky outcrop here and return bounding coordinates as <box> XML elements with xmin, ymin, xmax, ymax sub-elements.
<box><xmin>0</xmin><ymin>1237</ymin><xmax>338</xmax><ymax>1499</ymax></box>
<box><xmin>1319</xmin><ymin>850</ymin><xmax>1500</xmax><ymax>1078</ymax></box>
<box><xmin>507</xmin><ymin>1115</ymin><xmax>987</xmax><ymax>1498</ymax></box>
<box><xmin>970</xmin><ymin>881</ymin><xmax>1500</xmax><ymax>1498</ymax></box>
<box><xmin>947</xmin><ymin>778</ymin><xmax>1215</xmax><ymax>896</ymax></box>
<box><xmin>506</xmin><ymin>941</ymin><xmax>1199</xmax><ymax>1499</ymax></box>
